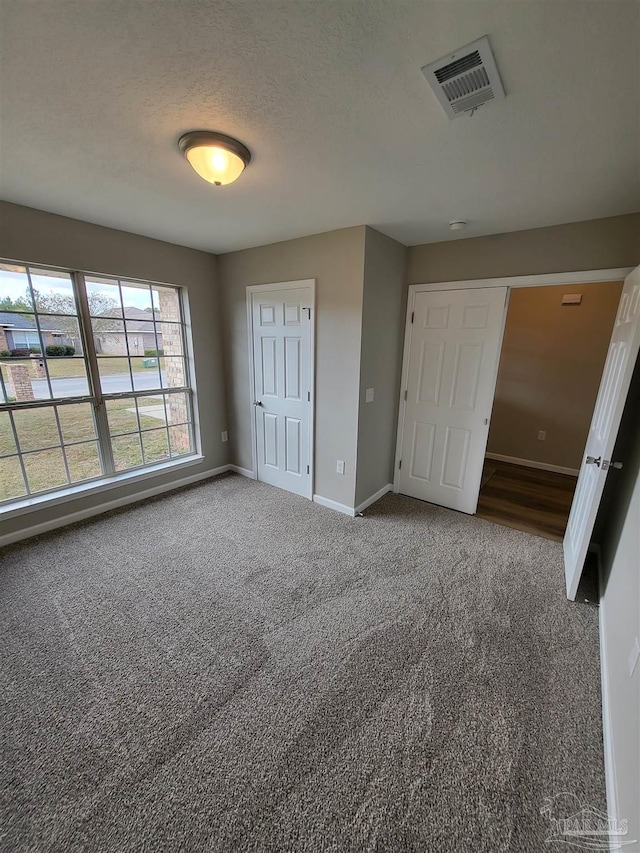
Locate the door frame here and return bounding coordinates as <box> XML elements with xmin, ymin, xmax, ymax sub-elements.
<box><xmin>246</xmin><ymin>279</ymin><xmax>316</xmax><ymax>499</ymax></box>
<box><xmin>393</xmin><ymin>267</ymin><xmax>634</xmax><ymax>495</ymax></box>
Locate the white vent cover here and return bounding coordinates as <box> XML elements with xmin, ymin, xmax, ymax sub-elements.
<box><xmin>421</xmin><ymin>36</ymin><xmax>505</xmax><ymax>119</ymax></box>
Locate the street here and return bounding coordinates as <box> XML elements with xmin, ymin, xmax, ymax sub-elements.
<box><xmin>5</xmin><ymin>371</ymin><xmax>169</xmax><ymax>399</ymax></box>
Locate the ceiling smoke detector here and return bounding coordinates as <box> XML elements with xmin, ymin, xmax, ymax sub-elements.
<box><xmin>422</xmin><ymin>35</ymin><xmax>505</xmax><ymax>119</ymax></box>
<box><xmin>449</xmin><ymin>220</ymin><xmax>467</xmax><ymax>231</ymax></box>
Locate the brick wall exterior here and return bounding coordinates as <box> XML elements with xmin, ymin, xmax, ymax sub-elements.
<box><xmin>5</xmin><ymin>364</ymin><xmax>34</xmax><ymax>401</ymax></box>
<box><xmin>0</xmin><ymin>327</ymin><xmax>8</xmax><ymax>351</ymax></box>
<box><xmin>159</xmin><ymin>290</ymin><xmax>190</xmax><ymax>453</ymax></box>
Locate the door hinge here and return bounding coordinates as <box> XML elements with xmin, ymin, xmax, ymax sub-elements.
<box><xmin>307</xmin><ymin>464</ymin><xmax>310</xmax><ymax>474</ymax></box>
<box><xmin>307</xmin><ymin>391</ymin><xmax>311</xmax><ymax>402</ymax></box>
<box><xmin>411</xmin><ymin>312</ymin><xmax>415</xmax><ymax>324</ymax></box>
<box><xmin>303</xmin><ymin>307</ymin><xmax>311</xmax><ymax>320</ymax></box>
<box><xmin>398</xmin><ymin>460</ymin><xmax>402</xmax><ymax>469</ymax></box>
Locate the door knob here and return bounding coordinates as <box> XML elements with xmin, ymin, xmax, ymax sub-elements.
<box><xmin>253</xmin><ymin>400</ymin><xmax>263</xmax><ymax>407</ymax></box>
<box><xmin>586</xmin><ymin>456</ymin><xmax>601</xmax><ymax>467</ymax></box>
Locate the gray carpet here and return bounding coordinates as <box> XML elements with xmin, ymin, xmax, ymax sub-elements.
<box><xmin>0</xmin><ymin>474</ymin><xmax>605</xmax><ymax>852</ymax></box>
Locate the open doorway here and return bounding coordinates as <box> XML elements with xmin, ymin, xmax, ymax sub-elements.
<box><xmin>477</xmin><ymin>279</ymin><xmax>623</xmax><ymax>540</ymax></box>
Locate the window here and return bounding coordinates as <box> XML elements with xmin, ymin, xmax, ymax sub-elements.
<box><xmin>0</xmin><ymin>262</ymin><xmax>195</xmax><ymax>506</ymax></box>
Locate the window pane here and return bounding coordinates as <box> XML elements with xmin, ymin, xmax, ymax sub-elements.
<box><xmin>164</xmin><ymin>391</ymin><xmax>190</xmax><ymax>426</ymax></box>
<box><xmin>156</xmin><ymin>322</ymin><xmax>184</xmax><ymax>356</ymax></box>
<box><xmin>141</xmin><ymin>428</ymin><xmax>169</xmax><ymax>464</ymax></box>
<box><xmin>92</xmin><ymin>318</ymin><xmax>127</xmax><ymax>355</ymax></box>
<box><xmin>133</xmin><ymin>357</ymin><xmax>161</xmax><ymax>391</ymax></box>
<box><xmin>37</xmin><ymin>314</ymin><xmax>82</xmax><ymax>355</ymax></box>
<box><xmin>123</xmin><ymin>320</ymin><xmax>153</xmax><ymax>357</ymax></box>
<box><xmin>0</xmin><ymin>263</ymin><xmax>33</xmax><ymax>311</ymax></box>
<box><xmin>12</xmin><ymin>407</ymin><xmax>61</xmax><ymax>452</ymax></box>
<box><xmin>121</xmin><ymin>282</ymin><xmax>153</xmax><ymax>319</ymax></box>
<box><xmin>0</xmin><ymin>410</ymin><xmax>18</xmax><ymax>456</ymax></box>
<box><xmin>168</xmin><ymin>424</ymin><xmax>192</xmax><ymax>456</ymax></box>
<box><xmin>65</xmin><ymin>441</ymin><xmax>102</xmax><ymax>482</ymax></box>
<box><xmin>98</xmin><ymin>358</ymin><xmax>132</xmax><ymax>394</ymax></box>
<box><xmin>112</xmin><ymin>433</ymin><xmax>143</xmax><ymax>471</ymax></box>
<box><xmin>3</xmin><ymin>313</ymin><xmax>41</xmax><ymax>353</ymax></box>
<box><xmin>30</xmin><ymin>269</ymin><xmax>77</xmax><ymax>315</ymax></box>
<box><xmin>0</xmin><ymin>456</ymin><xmax>27</xmax><ymax>501</ymax></box>
<box><xmin>137</xmin><ymin>395</ymin><xmax>166</xmax><ymax>429</ymax></box>
<box><xmin>57</xmin><ymin>403</ymin><xmax>97</xmax><ymax>443</ymax></box>
<box><xmin>152</xmin><ymin>285</ymin><xmax>180</xmax><ymax>322</ymax></box>
<box><xmin>85</xmin><ymin>278</ymin><xmax>122</xmax><ymax>318</ymax></box>
<box><xmin>106</xmin><ymin>397</ymin><xmax>139</xmax><ymax>436</ymax></box>
<box><xmin>23</xmin><ymin>448</ymin><xmax>68</xmax><ymax>492</ymax></box>
<box><xmin>160</xmin><ymin>356</ymin><xmax>186</xmax><ymax>389</ymax></box>
<box><xmin>46</xmin><ymin>358</ymin><xmax>90</xmax><ymax>399</ymax></box>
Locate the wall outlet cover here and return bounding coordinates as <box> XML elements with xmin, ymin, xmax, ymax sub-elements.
<box><xmin>538</xmin><ymin>430</ymin><xmax>546</xmax><ymax>440</ymax></box>
<box><xmin>365</xmin><ymin>387</ymin><xmax>374</xmax><ymax>403</ymax></box>
<box><xmin>336</xmin><ymin>460</ymin><xmax>345</xmax><ymax>475</ymax></box>
<box><xmin>221</xmin><ymin>431</ymin><xmax>228</xmax><ymax>442</ymax></box>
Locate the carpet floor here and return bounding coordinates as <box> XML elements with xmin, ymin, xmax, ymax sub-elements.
<box><xmin>0</xmin><ymin>474</ymin><xmax>605</xmax><ymax>852</ymax></box>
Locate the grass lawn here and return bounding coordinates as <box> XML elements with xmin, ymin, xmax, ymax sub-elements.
<box><xmin>0</xmin><ymin>397</ymin><xmax>190</xmax><ymax>502</ymax></box>
<box><xmin>1</xmin><ymin>356</ymin><xmax>147</xmax><ymax>380</ymax></box>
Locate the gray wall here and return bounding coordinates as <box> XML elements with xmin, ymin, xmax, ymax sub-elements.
<box><xmin>407</xmin><ymin>214</ymin><xmax>640</xmax><ymax>284</ymax></box>
<box><xmin>355</xmin><ymin>228</ymin><xmax>407</xmax><ymax>507</ymax></box>
<box><xmin>594</xmin><ymin>357</ymin><xmax>640</xmax><ymax>844</ymax></box>
<box><xmin>218</xmin><ymin>226</ymin><xmax>366</xmax><ymax>508</ymax></box>
<box><xmin>487</xmin><ymin>281</ymin><xmax>623</xmax><ymax>469</ymax></box>
<box><xmin>0</xmin><ymin>201</ymin><xmax>227</xmax><ymax>539</ymax></box>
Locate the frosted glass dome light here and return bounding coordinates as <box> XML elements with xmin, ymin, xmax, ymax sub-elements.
<box><xmin>178</xmin><ymin>131</ymin><xmax>251</xmax><ymax>186</ymax></box>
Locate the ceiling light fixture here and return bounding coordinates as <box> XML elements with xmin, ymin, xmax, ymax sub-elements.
<box><xmin>449</xmin><ymin>220</ymin><xmax>467</xmax><ymax>231</ymax></box>
<box><xmin>178</xmin><ymin>131</ymin><xmax>251</xmax><ymax>186</ymax></box>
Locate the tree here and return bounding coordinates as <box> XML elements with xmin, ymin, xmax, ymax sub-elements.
<box><xmin>0</xmin><ymin>295</ymin><xmax>32</xmax><ymax>313</ymax></box>
<box><xmin>31</xmin><ymin>288</ymin><xmax>121</xmax><ymax>333</ymax></box>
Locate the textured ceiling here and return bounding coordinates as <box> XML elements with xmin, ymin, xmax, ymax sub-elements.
<box><xmin>0</xmin><ymin>0</ymin><xmax>638</xmax><ymax>254</ymax></box>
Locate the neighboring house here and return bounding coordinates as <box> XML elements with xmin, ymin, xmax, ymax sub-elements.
<box><xmin>93</xmin><ymin>307</ymin><xmax>163</xmax><ymax>355</ymax></box>
<box><xmin>0</xmin><ymin>312</ymin><xmax>73</xmax><ymax>352</ymax></box>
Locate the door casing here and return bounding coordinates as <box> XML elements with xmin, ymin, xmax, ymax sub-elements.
<box><xmin>246</xmin><ymin>279</ymin><xmax>316</xmax><ymax>499</ymax></box>
<box><xmin>394</xmin><ymin>268</ymin><xmax>634</xmax><ymax>504</ymax></box>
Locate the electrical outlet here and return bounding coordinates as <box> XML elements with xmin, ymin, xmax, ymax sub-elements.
<box><xmin>336</xmin><ymin>460</ymin><xmax>345</xmax><ymax>475</ymax></box>
<box><xmin>629</xmin><ymin>636</ymin><xmax>640</xmax><ymax>677</ymax></box>
<box><xmin>365</xmin><ymin>387</ymin><xmax>374</xmax><ymax>403</ymax></box>
<box><xmin>538</xmin><ymin>430</ymin><xmax>546</xmax><ymax>441</ymax></box>
<box><xmin>221</xmin><ymin>431</ymin><xmax>228</xmax><ymax>442</ymax></box>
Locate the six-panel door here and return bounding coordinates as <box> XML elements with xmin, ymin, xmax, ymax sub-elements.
<box><xmin>398</xmin><ymin>287</ymin><xmax>507</xmax><ymax>513</ymax></box>
<box><xmin>252</xmin><ymin>287</ymin><xmax>312</xmax><ymax>498</ymax></box>
<box><xmin>563</xmin><ymin>265</ymin><xmax>640</xmax><ymax>598</ymax></box>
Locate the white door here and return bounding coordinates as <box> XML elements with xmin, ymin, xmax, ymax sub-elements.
<box><xmin>398</xmin><ymin>287</ymin><xmax>507</xmax><ymax>513</ymax></box>
<box><xmin>250</xmin><ymin>284</ymin><xmax>313</xmax><ymax>498</ymax></box>
<box><xmin>563</xmin><ymin>265</ymin><xmax>640</xmax><ymax>599</ymax></box>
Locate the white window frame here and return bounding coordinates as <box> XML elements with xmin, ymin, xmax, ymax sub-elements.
<box><xmin>0</xmin><ymin>260</ymin><xmax>201</xmax><ymax>514</ymax></box>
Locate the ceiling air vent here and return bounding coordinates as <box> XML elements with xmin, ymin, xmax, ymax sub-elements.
<box><xmin>421</xmin><ymin>35</ymin><xmax>505</xmax><ymax>119</ymax></box>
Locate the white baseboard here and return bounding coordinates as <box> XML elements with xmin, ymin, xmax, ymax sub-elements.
<box><xmin>312</xmin><ymin>494</ymin><xmax>356</xmax><ymax>517</ymax></box>
<box><xmin>228</xmin><ymin>465</ymin><xmax>255</xmax><ymax>478</ymax></box>
<box><xmin>0</xmin><ymin>465</ymin><xmax>231</xmax><ymax>549</ymax></box>
<box><xmin>355</xmin><ymin>483</ymin><xmax>393</xmax><ymax>515</ymax></box>
<box><xmin>485</xmin><ymin>452</ymin><xmax>579</xmax><ymax>477</ymax></box>
<box><xmin>596</xmin><ymin>546</ymin><xmax>620</xmax><ymax>833</ymax></box>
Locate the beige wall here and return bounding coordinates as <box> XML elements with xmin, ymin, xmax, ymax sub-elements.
<box><xmin>218</xmin><ymin>226</ymin><xmax>366</xmax><ymax>508</ymax></box>
<box><xmin>487</xmin><ymin>281</ymin><xmax>623</xmax><ymax>470</ymax></box>
<box><xmin>0</xmin><ymin>201</ymin><xmax>227</xmax><ymax>540</ymax></box>
<box><xmin>407</xmin><ymin>214</ymin><xmax>640</xmax><ymax>284</ymax></box>
<box><xmin>355</xmin><ymin>228</ymin><xmax>407</xmax><ymax>506</ymax></box>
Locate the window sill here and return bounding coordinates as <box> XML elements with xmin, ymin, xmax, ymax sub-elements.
<box><xmin>0</xmin><ymin>455</ymin><xmax>205</xmax><ymax>522</ymax></box>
